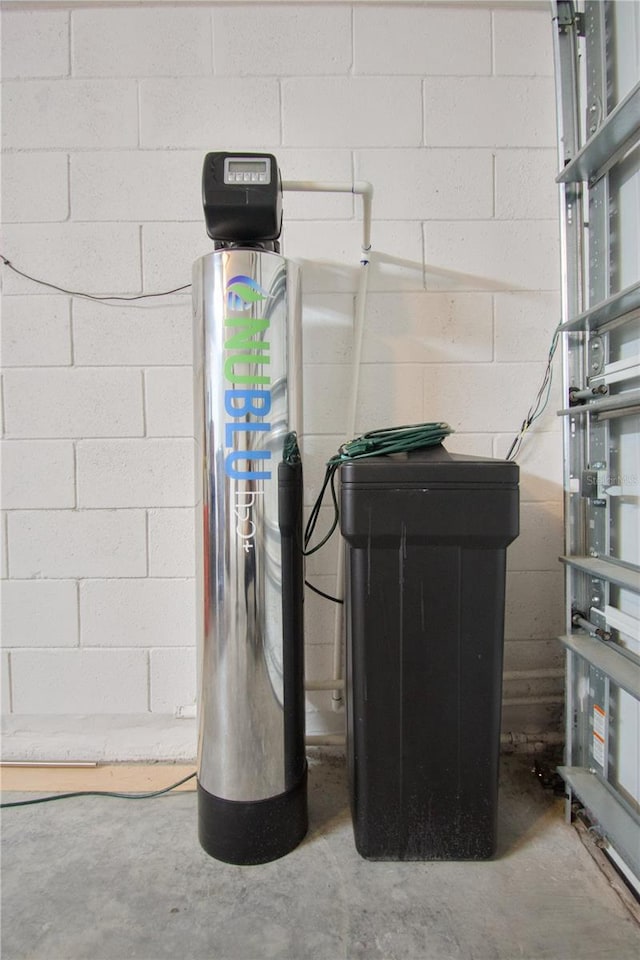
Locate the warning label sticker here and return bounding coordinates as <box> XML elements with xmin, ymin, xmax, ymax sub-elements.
<box><xmin>592</xmin><ymin>704</ymin><xmax>606</xmax><ymax>768</ymax></box>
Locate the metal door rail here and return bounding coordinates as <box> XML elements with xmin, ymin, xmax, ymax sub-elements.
<box><xmin>558</xmin><ymin>281</ymin><xmax>640</xmax><ymax>333</ymax></box>
<box><xmin>590</xmin><ymin>357</ymin><xmax>640</xmax><ymax>389</ymax></box>
<box><xmin>560</xmin><ymin>556</ymin><xmax>640</xmax><ymax>593</ymax></box>
<box><xmin>559</xmin><ymin>634</ymin><xmax>640</xmax><ymax>699</ymax></box>
<box><xmin>557</xmin><ymin>81</ymin><xmax>640</xmax><ymax>184</ymax></box>
<box><xmin>554</xmin><ymin>1</ymin><xmax>640</xmax><ymax>883</ymax></box>
<box><xmin>559</xmin><ymin>767</ymin><xmax>640</xmax><ymax>880</ymax></box>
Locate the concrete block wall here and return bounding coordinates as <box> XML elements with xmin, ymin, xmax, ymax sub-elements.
<box><xmin>1</xmin><ymin>1</ymin><xmax>563</xmax><ymax>756</ymax></box>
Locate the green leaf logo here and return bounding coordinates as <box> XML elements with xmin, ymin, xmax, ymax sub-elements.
<box><xmin>226</xmin><ymin>275</ymin><xmax>269</xmax><ymax>311</ymax></box>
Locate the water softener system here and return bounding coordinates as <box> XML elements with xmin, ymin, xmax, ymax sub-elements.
<box><xmin>193</xmin><ymin>153</ymin><xmax>307</xmax><ymax>864</ymax></box>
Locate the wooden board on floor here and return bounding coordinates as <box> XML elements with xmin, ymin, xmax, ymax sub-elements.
<box><xmin>0</xmin><ymin>763</ymin><xmax>197</xmax><ymax>793</ymax></box>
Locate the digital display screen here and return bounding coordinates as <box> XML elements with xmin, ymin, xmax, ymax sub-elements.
<box><xmin>224</xmin><ymin>157</ymin><xmax>271</xmax><ymax>185</ymax></box>
<box><xmin>228</xmin><ymin>160</ymin><xmax>268</xmax><ymax>174</ymax></box>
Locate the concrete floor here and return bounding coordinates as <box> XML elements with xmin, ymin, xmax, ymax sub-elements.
<box><xmin>2</xmin><ymin>752</ymin><xmax>639</xmax><ymax>960</ymax></box>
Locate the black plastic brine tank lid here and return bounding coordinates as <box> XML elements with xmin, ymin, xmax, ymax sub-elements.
<box><xmin>339</xmin><ymin>445</ymin><xmax>519</xmax><ymax>487</ymax></box>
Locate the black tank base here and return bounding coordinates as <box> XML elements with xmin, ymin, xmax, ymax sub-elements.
<box><xmin>198</xmin><ymin>766</ymin><xmax>308</xmax><ymax>865</ymax></box>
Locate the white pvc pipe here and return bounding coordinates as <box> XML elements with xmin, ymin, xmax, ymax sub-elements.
<box><xmin>282</xmin><ymin>178</ymin><xmax>374</xmax><ymax>711</ymax></box>
<box><xmin>282</xmin><ymin>180</ymin><xmax>373</xmax><ymax>257</ymax></box>
<box><xmin>347</xmin><ymin>263</ymin><xmax>371</xmax><ymax>439</ymax></box>
<box><xmin>331</xmin><ymin>261</ymin><xmax>370</xmax><ymax>709</ymax></box>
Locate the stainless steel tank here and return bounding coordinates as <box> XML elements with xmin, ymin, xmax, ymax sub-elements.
<box><xmin>193</xmin><ymin>247</ymin><xmax>307</xmax><ymax>864</ymax></box>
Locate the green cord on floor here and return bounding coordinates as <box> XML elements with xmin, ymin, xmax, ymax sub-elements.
<box><xmin>0</xmin><ymin>771</ymin><xmax>197</xmax><ymax>808</ymax></box>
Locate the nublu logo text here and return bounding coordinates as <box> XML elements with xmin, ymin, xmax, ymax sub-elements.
<box><xmin>223</xmin><ymin>275</ymin><xmax>272</xmax><ymax>482</ymax></box>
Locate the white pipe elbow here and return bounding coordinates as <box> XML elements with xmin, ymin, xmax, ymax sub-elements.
<box><xmin>352</xmin><ymin>181</ymin><xmax>373</xmax><ymax>257</ymax></box>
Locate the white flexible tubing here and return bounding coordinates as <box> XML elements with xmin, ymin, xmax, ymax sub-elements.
<box><xmin>331</xmin><ymin>259</ymin><xmax>370</xmax><ymax>709</ymax></box>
